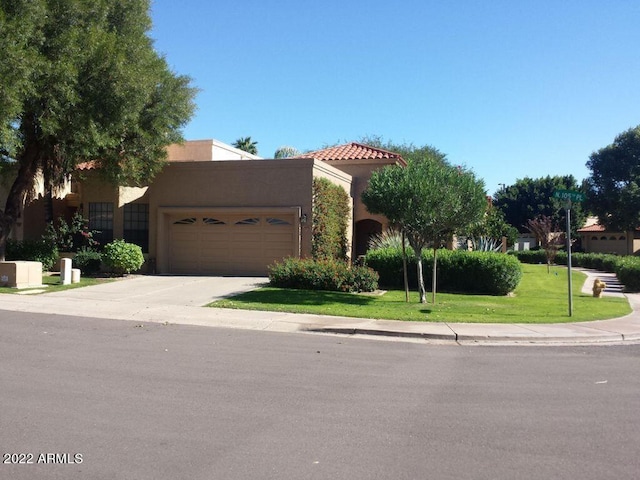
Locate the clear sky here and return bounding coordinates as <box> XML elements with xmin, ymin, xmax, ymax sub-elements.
<box><xmin>150</xmin><ymin>0</ymin><xmax>640</xmax><ymax>196</ymax></box>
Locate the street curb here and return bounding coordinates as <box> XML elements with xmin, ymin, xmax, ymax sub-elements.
<box><xmin>304</xmin><ymin>326</ymin><xmax>457</xmax><ymax>341</ymax></box>
<box><xmin>305</xmin><ymin>326</ymin><xmax>636</xmax><ymax>345</ymax></box>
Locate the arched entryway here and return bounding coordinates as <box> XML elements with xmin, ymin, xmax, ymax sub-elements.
<box><xmin>355</xmin><ymin>219</ymin><xmax>383</xmax><ymax>258</ymax></box>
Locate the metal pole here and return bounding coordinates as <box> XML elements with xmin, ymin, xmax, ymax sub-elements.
<box><xmin>566</xmin><ymin>203</ymin><xmax>573</xmax><ymax>317</ymax></box>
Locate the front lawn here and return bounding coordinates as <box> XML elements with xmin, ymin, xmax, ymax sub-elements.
<box><xmin>210</xmin><ymin>265</ymin><xmax>632</xmax><ymax>324</ymax></box>
<box><xmin>0</xmin><ymin>274</ymin><xmax>108</xmax><ymax>295</ymax></box>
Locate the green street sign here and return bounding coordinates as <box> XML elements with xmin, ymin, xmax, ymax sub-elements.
<box><xmin>553</xmin><ymin>189</ymin><xmax>585</xmax><ymax>202</ymax></box>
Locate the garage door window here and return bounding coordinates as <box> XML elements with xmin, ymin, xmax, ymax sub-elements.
<box><xmin>204</xmin><ymin>218</ymin><xmax>225</xmax><ymax>225</ymax></box>
<box><xmin>266</xmin><ymin>217</ymin><xmax>291</xmax><ymax>225</ymax></box>
<box><xmin>174</xmin><ymin>218</ymin><xmax>196</xmax><ymax>225</ymax></box>
<box><xmin>236</xmin><ymin>218</ymin><xmax>260</xmax><ymax>225</ymax></box>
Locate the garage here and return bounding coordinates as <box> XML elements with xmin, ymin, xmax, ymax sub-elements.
<box><xmin>167</xmin><ymin>211</ymin><xmax>297</xmax><ymax>275</ymax></box>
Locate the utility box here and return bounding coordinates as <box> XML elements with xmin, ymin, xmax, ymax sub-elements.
<box><xmin>0</xmin><ymin>261</ymin><xmax>43</xmax><ymax>288</ymax></box>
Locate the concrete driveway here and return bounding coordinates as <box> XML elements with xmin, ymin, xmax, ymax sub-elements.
<box><xmin>45</xmin><ymin>275</ymin><xmax>268</xmax><ymax>307</ymax></box>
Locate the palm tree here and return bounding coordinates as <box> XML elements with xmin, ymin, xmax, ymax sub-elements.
<box><xmin>233</xmin><ymin>136</ymin><xmax>258</xmax><ymax>155</ymax></box>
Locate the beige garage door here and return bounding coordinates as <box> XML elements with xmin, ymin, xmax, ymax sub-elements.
<box><xmin>168</xmin><ymin>213</ymin><xmax>296</xmax><ymax>275</ymax></box>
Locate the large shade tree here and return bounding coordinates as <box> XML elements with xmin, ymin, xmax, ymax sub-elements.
<box><xmin>357</xmin><ymin>134</ymin><xmax>447</xmax><ymax>165</ymax></box>
<box><xmin>493</xmin><ymin>175</ymin><xmax>587</xmax><ymax>236</ymax></box>
<box><xmin>585</xmin><ymin>125</ymin><xmax>640</xmax><ymax>232</ymax></box>
<box><xmin>362</xmin><ymin>159</ymin><xmax>486</xmax><ymax>303</ymax></box>
<box><xmin>0</xmin><ymin>0</ymin><xmax>196</xmax><ymax>259</ymax></box>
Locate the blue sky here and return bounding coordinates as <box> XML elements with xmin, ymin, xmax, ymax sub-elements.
<box><xmin>150</xmin><ymin>0</ymin><xmax>640</xmax><ymax>195</ymax></box>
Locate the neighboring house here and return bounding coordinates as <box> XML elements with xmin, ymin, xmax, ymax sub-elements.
<box><xmin>295</xmin><ymin>143</ymin><xmax>406</xmax><ymax>257</ymax></box>
<box><xmin>8</xmin><ymin>140</ymin><xmax>404</xmax><ymax>274</ymax></box>
<box><xmin>166</xmin><ymin>138</ymin><xmax>263</xmax><ymax>161</ymax></box>
<box><xmin>578</xmin><ymin>223</ymin><xmax>640</xmax><ymax>255</ymax></box>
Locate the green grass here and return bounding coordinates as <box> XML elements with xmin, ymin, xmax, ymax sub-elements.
<box><xmin>0</xmin><ymin>274</ymin><xmax>109</xmax><ymax>295</ymax></box>
<box><xmin>210</xmin><ymin>265</ymin><xmax>632</xmax><ymax>324</ymax></box>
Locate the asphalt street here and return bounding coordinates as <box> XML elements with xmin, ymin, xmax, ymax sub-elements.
<box><xmin>1</xmin><ymin>310</ymin><xmax>639</xmax><ymax>480</ymax></box>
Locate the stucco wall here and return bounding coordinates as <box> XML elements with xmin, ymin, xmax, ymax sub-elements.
<box><xmin>580</xmin><ymin>231</ymin><xmax>640</xmax><ymax>255</ymax></box>
<box><xmin>147</xmin><ymin>159</ymin><xmax>352</xmax><ymax>266</ymax></box>
<box><xmin>321</xmin><ymin>158</ymin><xmax>397</xmax><ymax>230</ymax></box>
<box><xmin>166</xmin><ymin>139</ymin><xmax>263</xmax><ymax>162</ymax></box>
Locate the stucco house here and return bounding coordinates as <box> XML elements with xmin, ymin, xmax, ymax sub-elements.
<box><xmin>578</xmin><ymin>222</ymin><xmax>640</xmax><ymax>255</ymax></box>
<box><xmin>296</xmin><ymin>143</ymin><xmax>406</xmax><ymax>257</ymax></box>
<box><xmin>5</xmin><ymin>140</ymin><xmax>404</xmax><ymax>275</ymax></box>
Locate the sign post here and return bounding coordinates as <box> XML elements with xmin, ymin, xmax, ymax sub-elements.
<box><xmin>552</xmin><ymin>190</ymin><xmax>585</xmax><ymax>317</ymax></box>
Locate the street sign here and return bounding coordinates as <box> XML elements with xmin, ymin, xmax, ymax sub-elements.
<box><xmin>552</xmin><ymin>189</ymin><xmax>584</xmax><ymax>317</ymax></box>
<box><xmin>553</xmin><ymin>189</ymin><xmax>585</xmax><ymax>202</ymax></box>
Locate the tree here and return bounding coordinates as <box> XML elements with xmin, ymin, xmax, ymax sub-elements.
<box><xmin>233</xmin><ymin>136</ymin><xmax>258</xmax><ymax>155</ymax></box>
<box><xmin>357</xmin><ymin>135</ymin><xmax>447</xmax><ymax>165</ymax></box>
<box><xmin>0</xmin><ymin>0</ymin><xmax>196</xmax><ymax>260</ymax></box>
<box><xmin>525</xmin><ymin>215</ymin><xmax>564</xmax><ymax>273</ymax></box>
<box><xmin>463</xmin><ymin>202</ymin><xmax>519</xmax><ymax>249</ymax></box>
<box><xmin>274</xmin><ymin>146</ymin><xmax>301</xmax><ymax>159</ymax></box>
<box><xmin>585</xmin><ymin>125</ymin><xmax>640</xmax><ymax>232</ymax></box>
<box><xmin>362</xmin><ymin>159</ymin><xmax>486</xmax><ymax>304</ymax></box>
<box><xmin>493</xmin><ymin>176</ymin><xmax>587</xmax><ymax>235</ymax></box>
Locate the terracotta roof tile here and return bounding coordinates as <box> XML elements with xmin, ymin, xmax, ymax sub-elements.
<box><xmin>578</xmin><ymin>224</ymin><xmax>606</xmax><ymax>232</ymax></box>
<box><xmin>298</xmin><ymin>142</ymin><xmax>406</xmax><ymax>165</ymax></box>
<box><xmin>578</xmin><ymin>224</ymin><xmax>640</xmax><ymax>232</ymax></box>
<box><xmin>76</xmin><ymin>160</ymin><xmax>100</xmax><ymax>170</ymax></box>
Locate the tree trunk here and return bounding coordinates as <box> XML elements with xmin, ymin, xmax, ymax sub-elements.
<box><xmin>432</xmin><ymin>246</ymin><xmax>438</xmax><ymax>304</ymax></box>
<box><xmin>416</xmin><ymin>253</ymin><xmax>426</xmax><ymax>303</ymax></box>
<box><xmin>402</xmin><ymin>230</ymin><xmax>409</xmax><ymax>302</ymax></box>
<box><xmin>0</xmin><ymin>135</ymin><xmax>41</xmax><ymax>261</ymax></box>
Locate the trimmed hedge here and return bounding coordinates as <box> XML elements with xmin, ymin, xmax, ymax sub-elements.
<box><xmin>365</xmin><ymin>248</ymin><xmax>522</xmax><ymax>295</ymax></box>
<box><xmin>615</xmin><ymin>258</ymin><xmax>640</xmax><ymax>292</ymax></box>
<box><xmin>510</xmin><ymin>250</ymin><xmax>640</xmax><ymax>292</ymax></box>
<box><xmin>5</xmin><ymin>239</ymin><xmax>58</xmax><ymax>271</ymax></box>
<box><xmin>268</xmin><ymin>257</ymin><xmax>379</xmax><ymax>292</ymax></box>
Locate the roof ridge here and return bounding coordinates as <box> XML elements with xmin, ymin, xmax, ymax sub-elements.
<box><xmin>298</xmin><ymin>142</ymin><xmax>406</xmax><ymax>164</ymax></box>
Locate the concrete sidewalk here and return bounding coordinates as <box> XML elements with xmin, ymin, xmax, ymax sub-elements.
<box><xmin>0</xmin><ymin>270</ymin><xmax>639</xmax><ymax>345</ymax></box>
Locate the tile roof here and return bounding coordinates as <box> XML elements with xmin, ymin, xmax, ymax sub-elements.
<box><xmin>578</xmin><ymin>224</ymin><xmax>606</xmax><ymax>232</ymax></box>
<box><xmin>76</xmin><ymin>160</ymin><xmax>100</xmax><ymax>170</ymax></box>
<box><xmin>298</xmin><ymin>142</ymin><xmax>406</xmax><ymax>165</ymax></box>
<box><xmin>578</xmin><ymin>224</ymin><xmax>640</xmax><ymax>232</ymax></box>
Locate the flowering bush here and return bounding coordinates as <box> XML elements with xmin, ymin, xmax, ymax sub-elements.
<box><xmin>43</xmin><ymin>212</ymin><xmax>99</xmax><ymax>252</ymax></box>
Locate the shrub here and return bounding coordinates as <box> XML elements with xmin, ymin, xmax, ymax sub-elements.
<box><xmin>511</xmin><ymin>250</ymin><xmax>640</xmax><ymax>292</ymax></box>
<box><xmin>101</xmin><ymin>240</ymin><xmax>144</xmax><ymax>275</ymax></box>
<box><xmin>509</xmin><ymin>250</ymin><xmax>549</xmax><ymax>265</ymax></box>
<box><xmin>43</xmin><ymin>212</ymin><xmax>99</xmax><ymax>252</ymax></box>
<box><xmin>616</xmin><ymin>258</ymin><xmax>640</xmax><ymax>292</ymax></box>
<box><xmin>365</xmin><ymin>247</ymin><xmax>522</xmax><ymax>295</ymax></box>
<box><xmin>73</xmin><ymin>247</ymin><xmax>103</xmax><ymax>276</ymax></box>
<box><xmin>268</xmin><ymin>257</ymin><xmax>378</xmax><ymax>292</ymax></box>
<box><xmin>312</xmin><ymin>177</ymin><xmax>350</xmax><ymax>261</ymax></box>
<box><xmin>5</xmin><ymin>239</ymin><xmax>58</xmax><ymax>271</ymax></box>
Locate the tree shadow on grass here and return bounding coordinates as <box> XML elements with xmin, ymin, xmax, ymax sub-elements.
<box><xmin>229</xmin><ymin>288</ymin><xmax>377</xmax><ymax>307</ymax></box>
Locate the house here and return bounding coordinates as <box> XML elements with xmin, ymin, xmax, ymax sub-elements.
<box><xmin>295</xmin><ymin>143</ymin><xmax>406</xmax><ymax>257</ymax></box>
<box><xmin>577</xmin><ymin>222</ymin><xmax>640</xmax><ymax>255</ymax></box>
<box><xmin>6</xmin><ymin>140</ymin><xmax>403</xmax><ymax>275</ymax></box>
